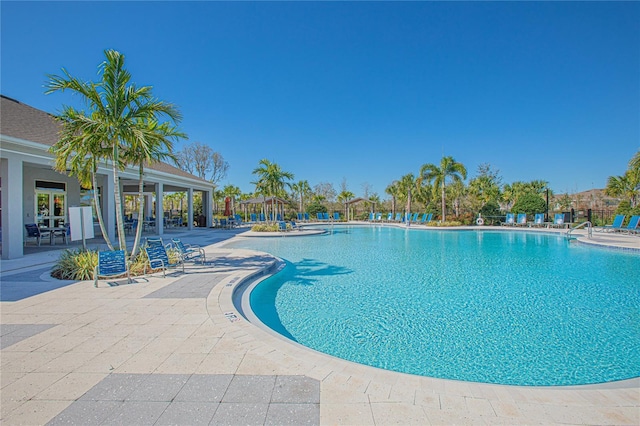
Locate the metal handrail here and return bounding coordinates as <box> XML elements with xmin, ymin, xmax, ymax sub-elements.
<box><xmin>567</xmin><ymin>221</ymin><xmax>592</xmax><ymax>240</ymax></box>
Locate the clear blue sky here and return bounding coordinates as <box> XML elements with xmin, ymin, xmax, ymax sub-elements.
<box><xmin>2</xmin><ymin>1</ymin><xmax>638</xmax><ymax>197</ymax></box>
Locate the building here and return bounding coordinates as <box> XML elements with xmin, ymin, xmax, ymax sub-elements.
<box><xmin>0</xmin><ymin>95</ymin><xmax>214</xmax><ymax>259</ymax></box>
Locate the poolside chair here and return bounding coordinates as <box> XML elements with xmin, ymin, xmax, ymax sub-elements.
<box><xmin>144</xmin><ymin>239</ymin><xmax>184</xmax><ymax>277</ymax></box>
<box><xmin>516</xmin><ymin>213</ymin><xmax>527</xmax><ymax>226</ymax></box>
<box><xmin>550</xmin><ymin>213</ymin><xmax>566</xmax><ymax>228</ymax></box>
<box><xmin>502</xmin><ymin>213</ymin><xmax>515</xmax><ymax>226</ymax></box>
<box><xmin>623</xmin><ymin>215</ymin><xmax>640</xmax><ymax>234</ymax></box>
<box><xmin>259</xmin><ymin>213</ymin><xmax>266</xmax><ymax>222</ymax></box>
<box><xmin>304</xmin><ymin>212</ymin><xmax>310</xmax><ymax>222</ymax></box>
<box><xmin>394</xmin><ymin>213</ymin><xmax>402</xmax><ymax>222</ymax></box>
<box><xmin>385</xmin><ymin>213</ymin><xmax>393</xmax><ymax>222</ymax></box>
<box><xmin>250</xmin><ymin>213</ymin><xmax>257</xmax><ymax>223</ymax></box>
<box><xmin>94</xmin><ymin>250</ymin><xmax>131</xmax><ymax>288</ymax></box>
<box><xmin>531</xmin><ymin>213</ymin><xmax>545</xmax><ymax>227</ymax></box>
<box><xmin>375</xmin><ymin>212</ymin><xmax>382</xmax><ymax>222</ymax></box>
<box><xmin>171</xmin><ymin>238</ymin><xmax>205</xmax><ymax>264</ymax></box>
<box><xmin>278</xmin><ymin>221</ymin><xmax>289</xmax><ymax>232</ymax></box>
<box><xmin>24</xmin><ymin>223</ymin><xmax>51</xmax><ymax>246</ymax></box>
<box><xmin>595</xmin><ymin>214</ymin><xmax>626</xmax><ymax>232</ymax></box>
<box><xmin>333</xmin><ymin>212</ymin><xmax>340</xmax><ymax>221</ymax></box>
<box><xmin>425</xmin><ymin>213</ymin><xmax>434</xmax><ymax>224</ymax></box>
<box><xmin>368</xmin><ymin>212</ymin><xmax>375</xmax><ymax>221</ymax></box>
<box><xmin>297</xmin><ymin>213</ymin><xmax>304</xmax><ymax>221</ymax></box>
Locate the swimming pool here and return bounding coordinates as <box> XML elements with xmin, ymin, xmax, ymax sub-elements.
<box><xmin>225</xmin><ymin>225</ymin><xmax>640</xmax><ymax>386</ymax></box>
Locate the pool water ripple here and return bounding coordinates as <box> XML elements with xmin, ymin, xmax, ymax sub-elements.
<box><xmin>227</xmin><ymin>226</ymin><xmax>640</xmax><ymax>386</ymax></box>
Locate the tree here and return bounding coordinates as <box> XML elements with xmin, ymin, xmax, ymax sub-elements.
<box><xmin>397</xmin><ymin>173</ymin><xmax>419</xmax><ymax>219</ymax></box>
<box><xmin>174</xmin><ymin>141</ymin><xmax>228</xmax><ymax>184</ymax></box>
<box><xmin>291</xmin><ymin>180</ymin><xmax>312</xmax><ymax>213</ymax></box>
<box><xmin>511</xmin><ymin>193</ymin><xmax>547</xmax><ymax>216</ymax></box>
<box><xmin>337</xmin><ymin>189</ymin><xmax>355</xmax><ymax>218</ymax></box>
<box><xmin>46</xmin><ymin>49</ymin><xmax>182</xmax><ymax>253</ymax></box>
<box><xmin>49</xmin><ymin>111</ymin><xmax>115</xmax><ymax>250</ymax></box>
<box><xmin>468</xmin><ymin>163</ymin><xmax>502</xmax><ymax>211</ymax></box>
<box><xmin>606</xmin><ymin>169</ymin><xmax>640</xmax><ymax>208</ymax></box>
<box><xmin>251</xmin><ymin>159</ymin><xmax>294</xmax><ymax>221</ymax></box>
<box><xmin>385</xmin><ymin>181</ymin><xmax>400</xmax><ymax>215</ymax></box>
<box><xmin>127</xmin><ymin>119</ymin><xmax>185</xmax><ymax>258</ymax></box>
<box><xmin>420</xmin><ymin>156</ymin><xmax>467</xmax><ymax>221</ymax></box>
<box><xmin>222</xmin><ymin>184</ymin><xmax>242</xmax><ymax>215</ymax></box>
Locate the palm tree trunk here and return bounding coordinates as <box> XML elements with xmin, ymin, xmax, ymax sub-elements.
<box><xmin>441</xmin><ymin>183</ymin><xmax>446</xmax><ymax>222</ymax></box>
<box><xmin>92</xmin><ymin>168</ymin><xmax>115</xmax><ymax>251</ymax></box>
<box><xmin>112</xmin><ymin>144</ymin><xmax>127</xmax><ymax>252</ymax></box>
<box><xmin>130</xmin><ymin>167</ymin><xmax>145</xmax><ymax>258</ymax></box>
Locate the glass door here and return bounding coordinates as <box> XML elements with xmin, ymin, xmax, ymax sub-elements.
<box><xmin>35</xmin><ymin>191</ymin><xmax>66</xmax><ymax>228</ymax></box>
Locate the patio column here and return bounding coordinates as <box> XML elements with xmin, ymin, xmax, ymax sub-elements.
<box><xmin>155</xmin><ymin>182</ymin><xmax>164</xmax><ymax>236</ymax></box>
<box><xmin>1</xmin><ymin>156</ymin><xmax>24</xmax><ymax>259</ymax></box>
<box><xmin>205</xmin><ymin>189</ymin><xmax>213</xmax><ymax>227</ymax></box>
<box><xmin>187</xmin><ymin>187</ymin><xmax>193</xmax><ymax>230</ymax></box>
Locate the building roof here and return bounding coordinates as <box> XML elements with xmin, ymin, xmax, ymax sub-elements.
<box><xmin>0</xmin><ymin>95</ymin><xmax>211</xmax><ymax>185</ymax></box>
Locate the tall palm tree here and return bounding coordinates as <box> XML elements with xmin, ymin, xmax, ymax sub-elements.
<box><xmin>49</xmin><ymin>111</ymin><xmax>116</xmax><ymax>250</ymax></box>
<box><xmin>397</xmin><ymin>173</ymin><xmax>419</xmax><ymax>220</ymax></box>
<box><xmin>606</xmin><ymin>169</ymin><xmax>640</xmax><ymax>208</ymax></box>
<box><xmin>46</xmin><ymin>49</ymin><xmax>180</xmax><ymax>252</ymax></box>
<box><xmin>252</xmin><ymin>159</ymin><xmax>294</xmax><ymax>221</ymax></box>
<box><xmin>631</xmin><ymin>150</ymin><xmax>640</xmax><ymax>172</ymax></box>
<box><xmin>126</xmin><ymin>119</ymin><xmax>185</xmax><ymax>258</ymax></box>
<box><xmin>337</xmin><ymin>190</ymin><xmax>355</xmax><ymax>219</ymax></box>
<box><xmin>385</xmin><ymin>181</ymin><xmax>400</xmax><ymax>215</ymax></box>
<box><xmin>420</xmin><ymin>156</ymin><xmax>467</xmax><ymax>222</ymax></box>
<box><xmin>291</xmin><ymin>180</ymin><xmax>312</xmax><ymax>213</ymax></box>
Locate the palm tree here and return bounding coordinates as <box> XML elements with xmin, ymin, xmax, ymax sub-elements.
<box><xmin>337</xmin><ymin>190</ymin><xmax>355</xmax><ymax>219</ymax></box>
<box><xmin>630</xmin><ymin>150</ymin><xmax>640</xmax><ymax>172</ymax></box>
<box><xmin>46</xmin><ymin>49</ymin><xmax>180</xmax><ymax>252</ymax></box>
<box><xmin>385</xmin><ymin>181</ymin><xmax>400</xmax><ymax>215</ymax></box>
<box><xmin>49</xmin><ymin>112</ymin><xmax>116</xmax><ymax>250</ymax></box>
<box><xmin>420</xmin><ymin>156</ymin><xmax>467</xmax><ymax>222</ymax></box>
<box><xmin>291</xmin><ymin>180</ymin><xmax>312</xmax><ymax>213</ymax></box>
<box><xmin>126</xmin><ymin>119</ymin><xmax>185</xmax><ymax>258</ymax></box>
<box><xmin>606</xmin><ymin>169</ymin><xmax>640</xmax><ymax>208</ymax></box>
<box><xmin>251</xmin><ymin>159</ymin><xmax>294</xmax><ymax>221</ymax></box>
<box><xmin>397</xmin><ymin>173</ymin><xmax>419</xmax><ymax>220</ymax></box>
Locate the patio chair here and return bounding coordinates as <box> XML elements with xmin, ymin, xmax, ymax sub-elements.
<box><xmin>595</xmin><ymin>214</ymin><xmax>626</xmax><ymax>233</ymax></box>
<box><xmin>529</xmin><ymin>213</ymin><xmax>545</xmax><ymax>227</ymax></box>
<box><xmin>333</xmin><ymin>212</ymin><xmax>340</xmax><ymax>221</ymax></box>
<box><xmin>144</xmin><ymin>238</ymin><xmax>184</xmax><ymax>277</ymax></box>
<box><xmin>278</xmin><ymin>221</ymin><xmax>289</xmax><ymax>232</ymax></box>
<box><xmin>304</xmin><ymin>212</ymin><xmax>310</xmax><ymax>222</ymax></box>
<box><xmin>250</xmin><ymin>213</ymin><xmax>257</xmax><ymax>223</ymax></box>
<box><xmin>52</xmin><ymin>223</ymin><xmax>70</xmax><ymax>245</ymax></box>
<box><xmin>24</xmin><ymin>223</ymin><xmax>51</xmax><ymax>246</ymax></box>
<box><xmin>501</xmin><ymin>213</ymin><xmax>515</xmax><ymax>226</ymax></box>
<box><xmin>550</xmin><ymin>213</ymin><xmax>566</xmax><ymax>228</ymax></box>
<box><xmin>171</xmin><ymin>238</ymin><xmax>206</xmax><ymax>264</ymax></box>
<box><xmin>375</xmin><ymin>212</ymin><xmax>382</xmax><ymax>222</ymax></box>
<box><xmin>516</xmin><ymin>213</ymin><xmax>527</xmax><ymax>226</ymax></box>
<box><xmin>623</xmin><ymin>215</ymin><xmax>640</xmax><ymax>234</ymax></box>
<box><xmin>323</xmin><ymin>212</ymin><xmax>330</xmax><ymax>221</ymax></box>
<box><xmin>394</xmin><ymin>213</ymin><xmax>402</xmax><ymax>222</ymax></box>
<box><xmin>94</xmin><ymin>250</ymin><xmax>131</xmax><ymax>288</ymax></box>
<box><xmin>425</xmin><ymin>213</ymin><xmax>434</xmax><ymax>224</ymax></box>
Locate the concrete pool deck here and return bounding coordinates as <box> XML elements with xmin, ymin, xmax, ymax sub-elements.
<box><xmin>1</xmin><ymin>225</ymin><xmax>638</xmax><ymax>425</ymax></box>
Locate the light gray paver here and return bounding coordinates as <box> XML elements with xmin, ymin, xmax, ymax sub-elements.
<box><xmin>210</xmin><ymin>402</ymin><xmax>270</xmax><ymax>425</ymax></box>
<box><xmin>154</xmin><ymin>401</ymin><xmax>219</xmax><ymax>425</ymax></box>
<box><xmin>0</xmin><ymin>324</ymin><xmax>56</xmax><ymax>349</ymax></box>
<box><xmin>46</xmin><ymin>400</ymin><xmax>123</xmax><ymax>425</ymax></box>
<box><xmin>265</xmin><ymin>403</ymin><xmax>320</xmax><ymax>425</ymax></box>
<box><xmin>222</xmin><ymin>375</ymin><xmax>277</xmax><ymax>403</ymax></box>
<box><xmin>174</xmin><ymin>374</ymin><xmax>233</xmax><ymax>402</ymax></box>
<box><xmin>100</xmin><ymin>400</ymin><xmax>169</xmax><ymax>425</ymax></box>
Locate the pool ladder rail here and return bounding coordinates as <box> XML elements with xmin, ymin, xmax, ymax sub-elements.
<box><xmin>566</xmin><ymin>221</ymin><xmax>592</xmax><ymax>240</ymax></box>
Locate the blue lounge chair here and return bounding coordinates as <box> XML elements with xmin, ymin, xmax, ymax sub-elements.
<box><xmin>94</xmin><ymin>250</ymin><xmax>131</xmax><ymax>288</ymax></box>
<box><xmin>385</xmin><ymin>213</ymin><xmax>393</xmax><ymax>222</ymax></box>
<box><xmin>323</xmin><ymin>212</ymin><xmax>330</xmax><ymax>221</ymax></box>
<box><xmin>425</xmin><ymin>213</ymin><xmax>434</xmax><ymax>224</ymax></box>
<box><xmin>502</xmin><ymin>213</ymin><xmax>515</xmax><ymax>226</ymax></box>
<box><xmin>317</xmin><ymin>213</ymin><xmax>324</xmax><ymax>221</ymax></box>
<box><xmin>144</xmin><ymin>238</ymin><xmax>184</xmax><ymax>277</ymax></box>
<box><xmin>623</xmin><ymin>215</ymin><xmax>640</xmax><ymax>234</ymax></box>
<box><xmin>297</xmin><ymin>213</ymin><xmax>304</xmax><ymax>221</ymax></box>
<box><xmin>304</xmin><ymin>212</ymin><xmax>310</xmax><ymax>222</ymax></box>
<box><xmin>415</xmin><ymin>213</ymin><xmax>427</xmax><ymax>224</ymax></box>
<box><xmin>550</xmin><ymin>213</ymin><xmax>566</xmax><ymax>228</ymax></box>
<box><xmin>368</xmin><ymin>212</ymin><xmax>375</xmax><ymax>221</ymax></box>
<box><xmin>171</xmin><ymin>238</ymin><xmax>205</xmax><ymax>264</ymax></box>
<box><xmin>595</xmin><ymin>214</ymin><xmax>625</xmax><ymax>232</ymax></box>
<box><xmin>278</xmin><ymin>221</ymin><xmax>288</xmax><ymax>232</ymax></box>
<box><xmin>333</xmin><ymin>212</ymin><xmax>340</xmax><ymax>221</ymax></box>
<box><xmin>394</xmin><ymin>213</ymin><xmax>402</xmax><ymax>222</ymax></box>
<box><xmin>531</xmin><ymin>213</ymin><xmax>545</xmax><ymax>227</ymax></box>
<box><xmin>516</xmin><ymin>213</ymin><xmax>527</xmax><ymax>226</ymax></box>
<box><xmin>375</xmin><ymin>212</ymin><xmax>382</xmax><ymax>222</ymax></box>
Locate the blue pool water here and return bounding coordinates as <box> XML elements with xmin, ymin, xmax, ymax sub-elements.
<box><xmin>225</xmin><ymin>226</ymin><xmax>640</xmax><ymax>386</ymax></box>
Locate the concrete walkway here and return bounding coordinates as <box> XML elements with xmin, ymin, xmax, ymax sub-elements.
<box><xmin>1</xmin><ymin>225</ymin><xmax>638</xmax><ymax>425</ymax></box>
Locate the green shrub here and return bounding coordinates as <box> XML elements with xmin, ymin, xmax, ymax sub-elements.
<box><xmin>51</xmin><ymin>249</ymin><xmax>98</xmax><ymax>280</ymax></box>
<box><xmin>511</xmin><ymin>193</ymin><xmax>547</xmax><ymax>216</ymax></box>
<box><xmin>306</xmin><ymin>202</ymin><xmax>327</xmax><ymax>218</ymax></box>
<box><xmin>251</xmin><ymin>223</ymin><xmax>280</xmax><ymax>232</ymax></box>
<box><xmin>427</xmin><ymin>220</ymin><xmax>463</xmax><ymax>227</ymax></box>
